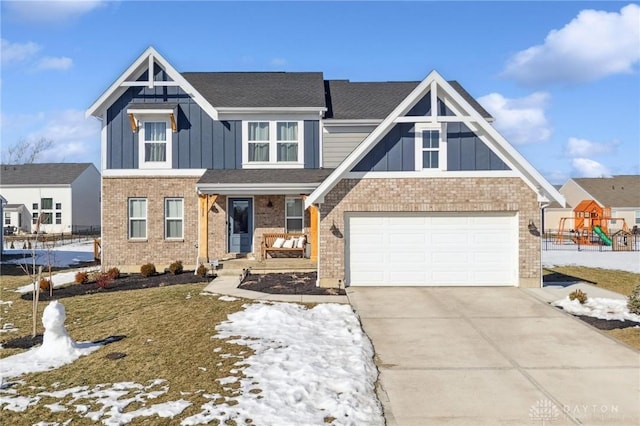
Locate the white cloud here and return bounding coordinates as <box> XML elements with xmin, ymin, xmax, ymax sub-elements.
<box><xmin>37</xmin><ymin>56</ymin><xmax>73</xmax><ymax>71</ymax></box>
<box><xmin>4</xmin><ymin>0</ymin><xmax>107</xmax><ymax>23</ymax></box>
<box><xmin>1</xmin><ymin>38</ymin><xmax>41</xmax><ymax>64</ymax></box>
<box><xmin>564</xmin><ymin>137</ymin><xmax>618</xmax><ymax>157</ymax></box>
<box><xmin>477</xmin><ymin>91</ymin><xmax>552</xmax><ymax>144</ymax></box>
<box><xmin>270</xmin><ymin>58</ymin><xmax>288</xmax><ymax>67</ymax></box>
<box><xmin>1</xmin><ymin>110</ymin><xmax>101</xmax><ymax>165</ymax></box>
<box><xmin>502</xmin><ymin>4</ymin><xmax>640</xmax><ymax>85</ymax></box>
<box><xmin>571</xmin><ymin>158</ymin><xmax>612</xmax><ymax>178</ymax></box>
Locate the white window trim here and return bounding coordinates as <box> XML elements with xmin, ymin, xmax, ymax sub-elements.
<box><xmin>138</xmin><ymin>116</ymin><xmax>172</xmax><ymax>169</ymax></box>
<box><xmin>242</xmin><ymin>120</ymin><xmax>304</xmax><ymax>168</ymax></box>
<box><xmin>165</xmin><ymin>198</ymin><xmax>184</xmax><ymax>240</ymax></box>
<box><xmin>415</xmin><ymin>123</ymin><xmax>447</xmax><ymax>171</ymax></box>
<box><xmin>128</xmin><ymin>198</ymin><xmax>147</xmax><ymax>240</ymax></box>
<box><xmin>285</xmin><ymin>197</ymin><xmax>304</xmax><ymax>232</ymax></box>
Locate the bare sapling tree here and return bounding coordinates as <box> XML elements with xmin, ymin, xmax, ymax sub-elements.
<box><xmin>3</xmin><ymin>137</ymin><xmax>54</xmax><ymax>164</ymax></box>
<box><xmin>18</xmin><ymin>213</ymin><xmax>45</xmax><ymax>337</ymax></box>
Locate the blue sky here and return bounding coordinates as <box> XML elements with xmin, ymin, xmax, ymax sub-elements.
<box><xmin>1</xmin><ymin>0</ymin><xmax>638</xmax><ymax>184</ymax></box>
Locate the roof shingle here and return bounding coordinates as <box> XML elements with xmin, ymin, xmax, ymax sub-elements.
<box><xmin>572</xmin><ymin>176</ymin><xmax>640</xmax><ymax>208</ymax></box>
<box><xmin>0</xmin><ymin>163</ymin><xmax>94</xmax><ymax>186</ymax></box>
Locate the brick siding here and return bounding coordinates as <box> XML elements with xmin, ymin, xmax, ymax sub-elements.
<box><xmin>318</xmin><ymin>177</ymin><xmax>541</xmax><ymax>288</ymax></box>
<box><xmin>102</xmin><ymin>177</ymin><xmax>199</xmax><ymax>271</ymax></box>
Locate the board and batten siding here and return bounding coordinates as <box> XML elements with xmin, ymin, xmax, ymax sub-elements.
<box><xmin>107</xmin><ymin>65</ymin><xmax>320</xmax><ymax>170</ymax></box>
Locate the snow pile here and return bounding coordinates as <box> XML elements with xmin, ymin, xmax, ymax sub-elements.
<box><xmin>0</xmin><ymin>379</ymin><xmax>190</xmax><ymax>424</ymax></box>
<box><xmin>2</xmin><ymin>240</ymin><xmax>95</xmax><ymax>268</ymax></box>
<box><xmin>183</xmin><ymin>302</ymin><xmax>383</xmax><ymax>426</ymax></box>
<box><xmin>542</xmin><ymin>250</ymin><xmax>640</xmax><ymax>273</ymax></box>
<box><xmin>0</xmin><ymin>301</ymin><xmax>102</xmax><ymax>380</ymax></box>
<box><xmin>553</xmin><ymin>297</ymin><xmax>640</xmax><ymax>323</ymax></box>
<box><xmin>15</xmin><ymin>266</ymin><xmax>99</xmax><ymax>294</ymax></box>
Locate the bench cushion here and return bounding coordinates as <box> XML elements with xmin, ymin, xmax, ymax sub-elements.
<box><xmin>282</xmin><ymin>238</ymin><xmax>295</xmax><ymax>248</ymax></box>
<box><xmin>272</xmin><ymin>237</ymin><xmax>285</xmax><ymax>248</ymax></box>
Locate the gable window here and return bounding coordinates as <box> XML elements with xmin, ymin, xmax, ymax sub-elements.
<box><xmin>243</xmin><ymin>120</ymin><xmax>303</xmax><ymax>167</ymax></box>
<box><xmin>165</xmin><ymin>198</ymin><xmax>184</xmax><ymax>239</ymax></box>
<box><xmin>415</xmin><ymin>123</ymin><xmax>446</xmax><ymax>171</ymax></box>
<box><xmin>285</xmin><ymin>198</ymin><xmax>304</xmax><ymax>232</ymax></box>
<box><xmin>138</xmin><ymin>118</ymin><xmax>172</xmax><ymax>169</ymax></box>
<box><xmin>128</xmin><ymin>198</ymin><xmax>147</xmax><ymax>239</ymax></box>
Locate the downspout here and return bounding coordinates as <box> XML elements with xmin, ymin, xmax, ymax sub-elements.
<box><xmin>316</xmin><ymin>202</ymin><xmax>321</xmax><ymax>288</ymax></box>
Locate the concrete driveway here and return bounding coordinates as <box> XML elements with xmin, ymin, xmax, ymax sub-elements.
<box><xmin>347</xmin><ymin>287</ymin><xmax>640</xmax><ymax>426</ymax></box>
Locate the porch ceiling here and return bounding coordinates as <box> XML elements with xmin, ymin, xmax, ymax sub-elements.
<box><xmin>196</xmin><ymin>168</ymin><xmax>334</xmax><ymax>195</ymax></box>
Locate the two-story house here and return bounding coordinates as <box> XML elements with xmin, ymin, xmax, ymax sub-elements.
<box><xmin>0</xmin><ymin>163</ymin><xmax>101</xmax><ymax>235</ymax></box>
<box><xmin>87</xmin><ymin>47</ymin><xmax>564</xmax><ymax>288</ymax></box>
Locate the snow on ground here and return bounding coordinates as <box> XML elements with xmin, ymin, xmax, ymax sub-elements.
<box><xmin>183</xmin><ymin>302</ymin><xmax>383</xmax><ymax>426</ymax></box>
<box><xmin>2</xmin><ymin>240</ymin><xmax>95</xmax><ymax>269</ymax></box>
<box><xmin>542</xmin><ymin>250</ymin><xmax>640</xmax><ymax>273</ymax></box>
<box><xmin>0</xmin><ymin>301</ymin><xmax>382</xmax><ymax>425</ymax></box>
<box><xmin>0</xmin><ymin>301</ymin><xmax>102</xmax><ymax>380</ymax></box>
<box><xmin>15</xmin><ymin>266</ymin><xmax>100</xmax><ymax>294</ymax></box>
<box><xmin>552</xmin><ymin>296</ymin><xmax>640</xmax><ymax>323</ymax></box>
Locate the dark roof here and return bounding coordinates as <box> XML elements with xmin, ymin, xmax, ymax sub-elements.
<box><xmin>182</xmin><ymin>72</ymin><xmax>326</xmax><ymax>108</ymax></box>
<box><xmin>0</xmin><ymin>163</ymin><xmax>94</xmax><ymax>185</ymax></box>
<box><xmin>324</xmin><ymin>79</ymin><xmax>493</xmax><ymax>120</ymax></box>
<box><xmin>572</xmin><ymin>176</ymin><xmax>640</xmax><ymax>208</ymax></box>
<box><xmin>198</xmin><ymin>168</ymin><xmax>334</xmax><ymax>185</ymax></box>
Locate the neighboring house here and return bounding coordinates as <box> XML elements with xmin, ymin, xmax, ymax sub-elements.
<box><xmin>543</xmin><ymin>176</ymin><xmax>640</xmax><ymax>233</ymax></box>
<box><xmin>0</xmin><ymin>163</ymin><xmax>101</xmax><ymax>234</ymax></box>
<box><xmin>3</xmin><ymin>204</ymin><xmax>30</xmax><ymax>234</ymax></box>
<box><xmin>86</xmin><ymin>47</ymin><xmax>564</xmax><ymax>288</ymax></box>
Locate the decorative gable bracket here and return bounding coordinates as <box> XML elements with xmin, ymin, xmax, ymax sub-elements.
<box><xmin>126</xmin><ymin>104</ymin><xmax>178</xmax><ymax>133</ymax></box>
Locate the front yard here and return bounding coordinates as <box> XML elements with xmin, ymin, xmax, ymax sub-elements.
<box><xmin>0</xmin><ymin>266</ymin><xmax>382</xmax><ymax>425</ymax></box>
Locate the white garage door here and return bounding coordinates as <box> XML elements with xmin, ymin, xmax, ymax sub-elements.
<box><xmin>346</xmin><ymin>213</ymin><xmax>518</xmax><ymax>286</ymax></box>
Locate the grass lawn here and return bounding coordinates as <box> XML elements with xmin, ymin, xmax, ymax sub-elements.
<box><xmin>543</xmin><ymin>266</ymin><xmax>640</xmax><ymax>351</ymax></box>
<box><xmin>0</xmin><ymin>270</ymin><xmax>250</xmax><ymax>425</ymax></box>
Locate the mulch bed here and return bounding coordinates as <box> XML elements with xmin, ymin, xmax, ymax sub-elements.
<box><xmin>20</xmin><ymin>272</ymin><xmax>210</xmax><ymax>301</ymax></box>
<box><xmin>239</xmin><ymin>271</ymin><xmax>346</xmax><ymax>296</ymax></box>
<box><xmin>575</xmin><ymin>315</ymin><xmax>640</xmax><ymax>330</ymax></box>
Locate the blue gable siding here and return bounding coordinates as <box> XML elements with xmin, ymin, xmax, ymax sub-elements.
<box><xmin>406</xmin><ymin>91</ymin><xmax>453</xmax><ymax>116</ymax></box>
<box><xmin>351</xmin><ymin>122</ymin><xmax>510</xmax><ymax>172</ymax></box>
<box><xmin>106</xmin><ymin>83</ymin><xmax>242</xmax><ymax>169</ymax></box>
<box><xmin>352</xmin><ymin>124</ymin><xmax>414</xmax><ymax>172</ymax></box>
<box><xmin>446</xmin><ymin>123</ymin><xmax>509</xmax><ymax>171</ymax></box>
<box><xmin>304</xmin><ymin>120</ymin><xmax>320</xmax><ymax>168</ymax></box>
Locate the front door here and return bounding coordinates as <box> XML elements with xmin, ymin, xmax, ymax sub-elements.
<box><xmin>228</xmin><ymin>197</ymin><xmax>253</xmax><ymax>253</ymax></box>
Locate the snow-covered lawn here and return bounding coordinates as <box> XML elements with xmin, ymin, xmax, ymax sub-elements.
<box><xmin>0</xmin><ymin>301</ymin><xmax>383</xmax><ymax>425</ymax></box>
<box><xmin>2</xmin><ymin>240</ymin><xmax>95</xmax><ymax>269</ymax></box>
<box><xmin>542</xmin><ymin>250</ymin><xmax>640</xmax><ymax>273</ymax></box>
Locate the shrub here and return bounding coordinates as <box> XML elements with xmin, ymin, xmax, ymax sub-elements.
<box><xmin>39</xmin><ymin>278</ymin><xmax>52</xmax><ymax>292</ymax></box>
<box><xmin>569</xmin><ymin>289</ymin><xmax>588</xmax><ymax>304</ymax></box>
<box><xmin>75</xmin><ymin>271</ymin><xmax>89</xmax><ymax>284</ymax></box>
<box><xmin>95</xmin><ymin>272</ymin><xmax>111</xmax><ymax>289</ymax></box>
<box><xmin>196</xmin><ymin>263</ymin><xmax>208</xmax><ymax>278</ymax></box>
<box><xmin>169</xmin><ymin>260</ymin><xmax>184</xmax><ymax>275</ymax></box>
<box><xmin>106</xmin><ymin>267</ymin><xmax>120</xmax><ymax>280</ymax></box>
<box><xmin>140</xmin><ymin>263</ymin><xmax>156</xmax><ymax>277</ymax></box>
<box><xmin>628</xmin><ymin>284</ymin><xmax>640</xmax><ymax>315</ymax></box>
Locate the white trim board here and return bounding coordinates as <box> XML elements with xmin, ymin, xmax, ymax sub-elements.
<box><xmin>102</xmin><ymin>169</ymin><xmax>206</xmax><ymax>178</ymax></box>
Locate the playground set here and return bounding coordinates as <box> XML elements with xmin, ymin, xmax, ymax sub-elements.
<box><xmin>555</xmin><ymin>199</ymin><xmax>629</xmax><ymax>246</ymax></box>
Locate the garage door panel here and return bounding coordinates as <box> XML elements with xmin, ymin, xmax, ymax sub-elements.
<box><xmin>347</xmin><ymin>213</ymin><xmax>517</xmax><ymax>287</ymax></box>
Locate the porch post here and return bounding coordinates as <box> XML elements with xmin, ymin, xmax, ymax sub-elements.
<box><xmin>308</xmin><ymin>204</ymin><xmax>319</xmax><ymax>262</ymax></box>
<box><xmin>198</xmin><ymin>194</ymin><xmax>217</xmax><ymax>262</ymax></box>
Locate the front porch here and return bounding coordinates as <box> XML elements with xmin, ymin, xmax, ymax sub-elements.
<box><xmin>216</xmin><ymin>256</ymin><xmax>317</xmax><ymax>275</ymax></box>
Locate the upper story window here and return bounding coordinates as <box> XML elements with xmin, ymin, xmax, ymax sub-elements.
<box><xmin>32</xmin><ymin>203</ymin><xmax>38</xmax><ymax>210</ymax></box>
<box><xmin>139</xmin><ymin>120</ymin><xmax>171</xmax><ymax>169</ymax></box>
<box><xmin>243</xmin><ymin>120</ymin><xmax>303</xmax><ymax>167</ymax></box>
<box><xmin>41</xmin><ymin>198</ymin><xmax>53</xmax><ymax>210</ymax></box>
<box><xmin>55</xmin><ymin>203</ymin><xmax>62</xmax><ymax>210</ymax></box>
<box><xmin>415</xmin><ymin>123</ymin><xmax>447</xmax><ymax>171</ymax></box>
